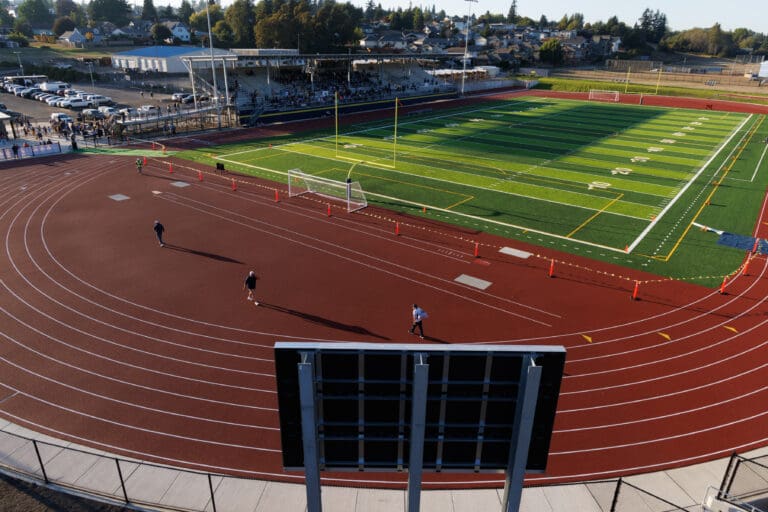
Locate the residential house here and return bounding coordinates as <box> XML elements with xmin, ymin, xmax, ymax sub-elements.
<box><xmin>58</xmin><ymin>28</ymin><xmax>87</xmax><ymax>47</ymax></box>
<box><xmin>162</xmin><ymin>21</ymin><xmax>191</xmax><ymax>43</ymax></box>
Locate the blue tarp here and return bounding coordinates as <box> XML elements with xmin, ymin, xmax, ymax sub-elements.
<box><xmin>717</xmin><ymin>232</ymin><xmax>768</xmax><ymax>253</ymax></box>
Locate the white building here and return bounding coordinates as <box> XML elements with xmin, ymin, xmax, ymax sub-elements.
<box><xmin>111</xmin><ymin>46</ymin><xmax>236</xmax><ymax>73</ymax></box>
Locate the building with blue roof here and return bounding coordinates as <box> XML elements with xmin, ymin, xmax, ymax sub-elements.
<box><xmin>111</xmin><ymin>46</ymin><xmax>237</xmax><ymax>74</ymax></box>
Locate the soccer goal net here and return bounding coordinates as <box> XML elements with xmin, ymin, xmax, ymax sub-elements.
<box><xmin>588</xmin><ymin>89</ymin><xmax>620</xmax><ymax>102</ymax></box>
<box><xmin>288</xmin><ymin>169</ymin><xmax>368</xmax><ymax>213</ymax></box>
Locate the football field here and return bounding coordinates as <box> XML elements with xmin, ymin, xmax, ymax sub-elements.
<box><xmin>184</xmin><ymin>96</ymin><xmax>768</xmax><ymax>278</ymax></box>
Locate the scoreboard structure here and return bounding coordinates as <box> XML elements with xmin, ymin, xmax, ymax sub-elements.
<box><xmin>274</xmin><ymin>342</ymin><xmax>566</xmax><ymax>512</ymax></box>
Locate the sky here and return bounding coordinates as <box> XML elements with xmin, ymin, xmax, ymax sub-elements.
<box><xmin>345</xmin><ymin>0</ymin><xmax>767</xmax><ymax>33</ymax></box>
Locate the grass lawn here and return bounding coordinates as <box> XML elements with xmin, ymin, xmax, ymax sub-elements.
<box><xmin>178</xmin><ymin>96</ymin><xmax>768</xmax><ymax>286</ymax></box>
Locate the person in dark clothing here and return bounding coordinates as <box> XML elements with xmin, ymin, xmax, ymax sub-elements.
<box><xmin>136</xmin><ymin>158</ymin><xmax>143</xmax><ymax>173</ymax></box>
<box><xmin>153</xmin><ymin>220</ymin><xmax>165</xmax><ymax>247</ymax></box>
<box><xmin>243</xmin><ymin>271</ymin><xmax>259</xmax><ymax>305</ymax></box>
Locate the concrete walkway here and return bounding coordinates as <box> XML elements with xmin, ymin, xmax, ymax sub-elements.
<box><xmin>2</xmin><ymin>419</ymin><xmax>765</xmax><ymax>512</ymax></box>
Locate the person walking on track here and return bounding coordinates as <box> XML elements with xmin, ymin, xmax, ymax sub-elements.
<box><xmin>244</xmin><ymin>271</ymin><xmax>259</xmax><ymax>305</ymax></box>
<box><xmin>136</xmin><ymin>157</ymin><xmax>143</xmax><ymax>173</ymax></box>
<box><xmin>153</xmin><ymin>220</ymin><xmax>165</xmax><ymax>247</ymax></box>
<box><xmin>409</xmin><ymin>304</ymin><xmax>427</xmax><ymax>339</ymax></box>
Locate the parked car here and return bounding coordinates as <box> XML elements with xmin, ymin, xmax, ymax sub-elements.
<box><xmin>138</xmin><ymin>104</ymin><xmax>160</xmax><ymax>114</ymax></box>
<box><xmin>60</xmin><ymin>98</ymin><xmax>92</xmax><ymax>109</ymax></box>
<box><xmin>97</xmin><ymin>106</ymin><xmax>117</xmax><ymax>116</ymax></box>
<box><xmin>171</xmin><ymin>92</ymin><xmax>189</xmax><ymax>101</ymax></box>
<box><xmin>81</xmin><ymin>109</ymin><xmax>105</xmax><ymax>120</ymax></box>
<box><xmin>86</xmin><ymin>94</ymin><xmax>112</xmax><ymax>106</ymax></box>
<box><xmin>117</xmin><ymin>107</ymin><xmax>138</xmax><ymax>118</ymax></box>
<box><xmin>50</xmin><ymin>112</ymin><xmax>73</xmax><ymax>123</ymax></box>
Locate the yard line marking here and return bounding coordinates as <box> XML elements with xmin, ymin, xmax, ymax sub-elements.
<box><xmin>627</xmin><ymin>114</ymin><xmax>752</xmax><ymax>254</ymax></box>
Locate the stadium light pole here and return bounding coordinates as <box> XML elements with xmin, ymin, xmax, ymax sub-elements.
<box><xmin>460</xmin><ymin>0</ymin><xmax>478</xmax><ymax>96</ymax></box>
<box><xmin>206</xmin><ymin>0</ymin><xmax>221</xmax><ymax>128</ymax></box>
<box><xmin>13</xmin><ymin>51</ymin><xmax>24</xmax><ymax>76</ymax></box>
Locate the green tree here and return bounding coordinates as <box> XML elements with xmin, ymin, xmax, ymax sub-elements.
<box><xmin>159</xmin><ymin>4</ymin><xmax>174</xmax><ymax>18</ymax></box>
<box><xmin>88</xmin><ymin>0</ymin><xmax>131</xmax><ymax>26</ymax></box>
<box><xmin>506</xmin><ymin>0</ymin><xmax>516</xmax><ymax>23</ymax></box>
<box><xmin>412</xmin><ymin>6</ymin><xmax>423</xmax><ymax>30</ymax></box>
<box><xmin>141</xmin><ymin>0</ymin><xmax>157</xmax><ymax>21</ymax></box>
<box><xmin>17</xmin><ymin>0</ymin><xmax>55</xmax><ymax>28</ymax></box>
<box><xmin>178</xmin><ymin>0</ymin><xmax>194</xmax><ymax>23</ymax></box>
<box><xmin>52</xmin><ymin>15</ymin><xmax>75</xmax><ymax>35</ymax></box>
<box><xmin>12</xmin><ymin>18</ymin><xmax>33</xmax><ymax>36</ymax></box>
<box><xmin>151</xmin><ymin>21</ymin><xmax>172</xmax><ymax>42</ymax></box>
<box><xmin>364</xmin><ymin>0</ymin><xmax>374</xmax><ymax>21</ymax></box>
<box><xmin>0</xmin><ymin>5</ymin><xmax>15</xmax><ymax>27</ymax></box>
<box><xmin>224</xmin><ymin>0</ymin><xmax>255</xmax><ymax>47</ymax></box>
<box><xmin>188</xmin><ymin>3</ymin><xmax>222</xmax><ymax>32</ymax></box>
<box><xmin>212</xmin><ymin>18</ymin><xmax>233</xmax><ymax>46</ymax></box>
<box><xmin>539</xmin><ymin>38</ymin><xmax>563</xmax><ymax>65</ymax></box>
<box><xmin>565</xmin><ymin>13</ymin><xmax>583</xmax><ymax>31</ymax></box>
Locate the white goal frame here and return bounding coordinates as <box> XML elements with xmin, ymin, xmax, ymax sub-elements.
<box><xmin>288</xmin><ymin>169</ymin><xmax>368</xmax><ymax>213</ymax></box>
<box><xmin>588</xmin><ymin>89</ymin><xmax>620</xmax><ymax>102</ymax></box>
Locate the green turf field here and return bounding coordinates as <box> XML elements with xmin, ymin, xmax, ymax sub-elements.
<box><xmin>179</xmin><ymin>96</ymin><xmax>768</xmax><ymax>285</ymax></box>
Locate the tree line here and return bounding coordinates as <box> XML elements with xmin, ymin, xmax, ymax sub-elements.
<box><xmin>2</xmin><ymin>0</ymin><xmax>767</xmax><ymax>58</ymax></box>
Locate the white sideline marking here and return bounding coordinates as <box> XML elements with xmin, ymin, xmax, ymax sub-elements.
<box><xmin>455</xmin><ymin>274</ymin><xmax>492</xmax><ymax>290</ymax></box>
<box><xmin>499</xmin><ymin>247</ymin><xmax>532</xmax><ymax>259</ymax></box>
<box><xmin>171</xmin><ymin>181</ymin><xmax>190</xmax><ymax>188</ymax></box>
<box><xmin>627</xmin><ymin>114</ymin><xmax>752</xmax><ymax>254</ymax></box>
<box><xmin>108</xmin><ymin>194</ymin><xmax>130</xmax><ymax>201</ymax></box>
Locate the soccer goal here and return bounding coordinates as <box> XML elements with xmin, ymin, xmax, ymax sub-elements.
<box><xmin>588</xmin><ymin>89</ymin><xmax>620</xmax><ymax>102</ymax></box>
<box><xmin>288</xmin><ymin>169</ymin><xmax>368</xmax><ymax>213</ymax></box>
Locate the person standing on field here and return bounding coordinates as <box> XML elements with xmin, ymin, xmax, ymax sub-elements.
<box><xmin>409</xmin><ymin>304</ymin><xmax>427</xmax><ymax>339</ymax></box>
<box><xmin>244</xmin><ymin>271</ymin><xmax>259</xmax><ymax>305</ymax></box>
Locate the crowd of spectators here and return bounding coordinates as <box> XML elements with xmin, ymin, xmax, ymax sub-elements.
<box><xmin>235</xmin><ymin>67</ymin><xmax>446</xmax><ymax>112</ymax></box>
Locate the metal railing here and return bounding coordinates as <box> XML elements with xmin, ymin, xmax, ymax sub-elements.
<box><xmin>0</xmin><ymin>428</ymin><xmax>701</xmax><ymax>512</ymax></box>
<box><xmin>0</xmin><ymin>142</ymin><xmax>62</xmax><ymax>161</ymax></box>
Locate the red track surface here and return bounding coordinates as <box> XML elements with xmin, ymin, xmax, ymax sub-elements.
<box><xmin>1</xmin><ymin>92</ymin><xmax>768</xmax><ymax>490</ymax></box>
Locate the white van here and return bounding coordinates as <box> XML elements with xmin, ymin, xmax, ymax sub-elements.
<box><xmin>40</xmin><ymin>82</ymin><xmax>70</xmax><ymax>92</ymax></box>
<box><xmin>97</xmin><ymin>106</ymin><xmax>117</xmax><ymax>116</ymax></box>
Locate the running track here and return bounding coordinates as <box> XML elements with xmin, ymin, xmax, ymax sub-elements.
<box><xmin>1</xmin><ymin>102</ymin><xmax>768</xmax><ymax>489</ymax></box>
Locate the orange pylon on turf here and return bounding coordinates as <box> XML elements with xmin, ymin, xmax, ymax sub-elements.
<box><xmin>631</xmin><ymin>281</ymin><xmax>640</xmax><ymax>300</ymax></box>
<box><xmin>231</xmin><ymin>178</ymin><xmax>237</xmax><ymax>191</ymax></box>
<box><xmin>395</xmin><ymin>221</ymin><xmax>400</xmax><ymax>236</ymax></box>
<box><xmin>422</xmin><ymin>206</ymin><xmax>426</xmax><ymax>214</ymax></box>
<box><xmin>142</xmin><ymin>156</ymin><xmax>147</xmax><ymax>165</ymax></box>
<box><xmin>548</xmin><ymin>258</ymin><xmax>555</xmax><ymax>278</ymax></box>
<box><xmin>168</xmin><ymin>162</ymin><xmax>173</xmax><ymax>174</ymax></box>
<box><xmin>327</xmin><ymin>203</ymin><xmax>331</xmax><ymax>217</ymax></box>
<box><xmin>719</xmin><ymin>276</ymin><xmax>727</xmax><ymax>295</ymax></box>
<box><xmin>742</xmin><ymin>258</ymin><xmax>750</xmax><ymax>276</ymax></box>
<box><xmin>152</xmin><ymin>141</ymin><xmax>156</xmax><ymax>149</ymax></box>
<box><xmin>474</xmin><ymin>242</ymin><xmax>479</xmax><ymax>258</ymax></box>
<box><xmin>198</xmin><ymin>170</ymin><xmax>203</xmax><ymax>181</ymax></box>
<box><xmin>162</xmin><ymin>146</ymin><xmax>166</xmax><ymax>155</ymax></box>
<box><xmin>274</xmin><ymin>189</ymin><xmax>279</xmax><ymax>202</ymax></box>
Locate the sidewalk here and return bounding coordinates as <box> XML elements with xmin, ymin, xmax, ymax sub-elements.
<box><xmin>2</xmin><ymin>418</ymin><xmax>764</xmax><ymax>512</ymax></box>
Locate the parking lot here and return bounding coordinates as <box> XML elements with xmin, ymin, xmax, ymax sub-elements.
<box><xmin>0</xmin><ymin>80</ymin><xmax>181</xmax><ymax>126</ymax></box>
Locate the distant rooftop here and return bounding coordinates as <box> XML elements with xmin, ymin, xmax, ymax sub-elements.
<box><xmin>113</xmin><ymin>46</ymin><xmax>233</xmax><ymax>58</ymax></box>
